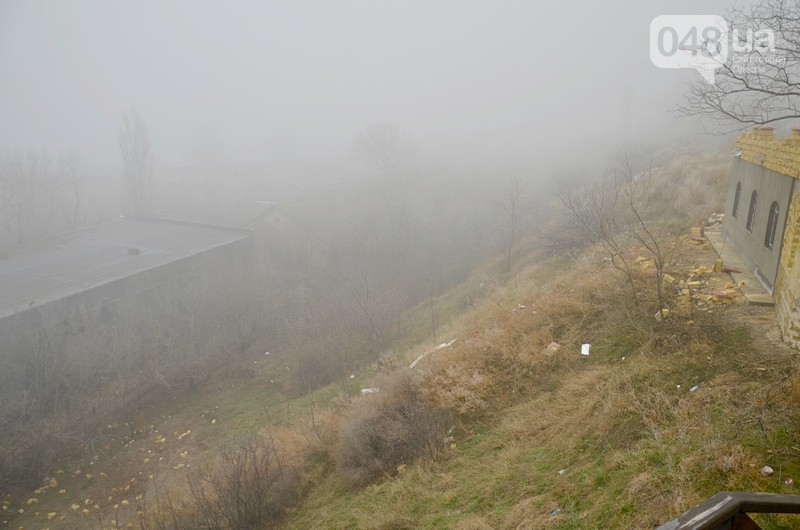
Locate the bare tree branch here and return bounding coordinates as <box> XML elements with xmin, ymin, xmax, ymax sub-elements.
<box><xmin>679</xmin><ymin>0</ymin><xmax>800</xmax><ymax>130</ymax></box>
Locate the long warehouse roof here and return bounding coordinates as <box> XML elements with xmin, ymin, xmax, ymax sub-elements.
<box><xmin>0</xmin><ymin>217</ymin><xmax>251</xmax><ymax>319</ymax></box>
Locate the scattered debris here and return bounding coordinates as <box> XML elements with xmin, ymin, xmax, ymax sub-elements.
<box><xmin>655</xmin><ymin>308</ymin><xmax>670</xmax><ymax>321</ymax></box>
<box><xmin>544</xmin><ymin>342</ymin><xmax>562</xmax><ymax>355</ymax></box>
<box><xmin>558</xmin><ymin>469</ymin><xmax>567</xmax><ymax>475</ymax></box>
<box><xmin>762</xmin><ymin>465</ymin><xmax>774</xmax><ymax>477</ymax></box>
<box><xmin>581</xmin><ymin>343</ymin><xmax>591</xmax><ymax>356</ymax></box>
<box><xmin>786</xmin><ymin>478</ymin><xmax>794</xmax><ymax>486</ymax></box>
<box><xmin>551</xmin><ymin>508</ymin><xmax>562</xmax><ymax>517</ymax></box>
<box><xmin>721</xmin><ymin>265</ymin><xmax>742</xmax><ymax>274</ymax></box>
<box><xmin>689</xmin><ymin>385</ymin><xmax>699</xmax><ymax>393</ymax></box>
<box><xmin>360</xmin><ymin>388</ymin><xmax>380</xmax><ymax>395</ymax></box>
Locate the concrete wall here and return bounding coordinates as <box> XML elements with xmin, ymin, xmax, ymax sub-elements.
<box><xmin>723</xmin><ymin>157</ymin><xmax>793</xmax><ymax>291</ymax></box>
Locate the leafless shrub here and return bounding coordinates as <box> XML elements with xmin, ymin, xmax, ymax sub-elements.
<box><xmin>187</xmin><ymin>434</ymin><xmax>300</xmax><ymax>529</ymax></box>
<box><xmin>335</xmin><ymin>373</ymin><xmax>453</xmax><ymax>487</ymax></box>
<box><xmin>137</xmin><ymin>433</ymin><xmax>301</xmax><ymax>530</ymax></box>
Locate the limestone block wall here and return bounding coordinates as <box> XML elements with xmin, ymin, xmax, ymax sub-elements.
<box><xmin>736</xmin><ymin>127</ymin><xmax>800</xmax><ymax>177</ymax></box>
<box><xmin>774</xmin><ymin>184</ymin><xmax>800</xmax><ymax>348</ymax></box>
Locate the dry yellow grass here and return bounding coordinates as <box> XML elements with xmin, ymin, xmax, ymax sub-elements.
<box><xmin>285</xmin><ymin>237</ymin><xmax>800</xmax><ymax>529</ymax></box>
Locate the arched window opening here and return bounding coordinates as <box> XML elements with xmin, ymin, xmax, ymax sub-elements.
<box><xmin>746</xmin><ymin>190</ymin><xmax>758</xmax><ymax>232</ymax></box>
<box><xmin>765</xmin><ymin>201</ymin><xmax>780</xmax><ymax>250</ymax></box>
<box><xmin>732</xmin><ymin>182</ymin><xmax>742</xmax><ymax>218</ymax></box>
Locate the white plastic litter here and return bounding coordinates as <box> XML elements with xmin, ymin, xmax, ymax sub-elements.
<box><xmin>360</xmin><ymin>388</ymin><xmax>380</xmax><ymax>395</ymax></box>
<box><xmin>409</xmin><ymin>339</ymin><xmax>457</xmax><ymax>369</ymax></box>
<box><xmin>581</xmin><ymin>343</ymin><xmax>591</xmax><ymax>356</ymax></box>
<box><xmin>762</xmin><ymin>465</ymin><xmax>774</xmax><ymax>476</ymax></box>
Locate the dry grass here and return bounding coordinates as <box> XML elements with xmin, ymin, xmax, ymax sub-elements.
<box><xmin>285</xmin><ymin>238</ymin><xmax>800</xmax><ymax>529</ymax></box>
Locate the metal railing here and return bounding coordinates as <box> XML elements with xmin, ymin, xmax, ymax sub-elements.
<box><xmin>656</xmin><ymin>491</ymin><xmax>800</xmax><ymax>530</ymax></box>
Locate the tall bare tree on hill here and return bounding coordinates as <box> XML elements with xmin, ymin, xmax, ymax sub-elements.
<box><xmin>118</xmin><ymin>108</ymin><xmax>153</xmax><ymax>215</ymax></box>
<box><xmin>353</xmin><ymin>122</ymin><xmax>415</xmax><ymax>178</ymax></box>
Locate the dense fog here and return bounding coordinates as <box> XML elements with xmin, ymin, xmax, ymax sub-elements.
<box><xmin>3</xmin><ymin>0</ymin><xmax>733</xmax><ymax>170</ymax></box>
<box><xmin>0</xmin><ymin>0</ymin><xmax>763</xmax><ymax>522</ymax></box>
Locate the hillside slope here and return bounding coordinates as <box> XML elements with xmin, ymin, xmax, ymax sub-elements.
<box><xmin>285</xmin><ymin>241</ymin><xmax>800</xmax><ymax>529</ymax></box>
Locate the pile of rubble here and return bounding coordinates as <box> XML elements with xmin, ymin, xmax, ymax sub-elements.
<box><xmin>634</xmin><ymin>245</ymin><xmax>745</xmax><ymax>319</ymax></box>
<box><xmin>674</xmin><ymin>263</ymin><xmax>743</xmax><ymax>313</ymax></box>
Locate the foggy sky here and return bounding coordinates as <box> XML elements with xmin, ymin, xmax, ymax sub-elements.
<box><xmin>0</xmin><ymin>0</ymin><xmax>735</xmax><ymax>168</ymax></box>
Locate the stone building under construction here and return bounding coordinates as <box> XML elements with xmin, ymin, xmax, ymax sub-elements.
<box><xmin>724</xmin><ymin>127</ymin><xmax>800</xmax><ymax>348</ymax></box>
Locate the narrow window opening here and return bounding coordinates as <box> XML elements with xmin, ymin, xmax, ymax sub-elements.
<box><xmin>732</xmin><ymin>182</ymin><xmax>742</xmax><ymax>218</ymax></box>
<box><xmin>746</xmin><ymin>190</ymin><xmax>758</xmax><ymax>232</ymax></box>
<box><xmin>765</xmin><ymin>201</ymin><xmax>780</xmax><ymax>250</ymax></box>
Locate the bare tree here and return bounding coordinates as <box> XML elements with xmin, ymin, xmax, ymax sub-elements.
<box><xmin>57</xmin><ymin>151</ymin><xmax>83</xmax><ymax>230</ymax></box>
<box><xmin>560</xmin><ymin>157</ymin><xmax>684</xmax><ymax>313</ymax></box>
<box><xmin>353</xmin><ymin>122</ymin><xmax>415</xmax><ymax>177</ymax></box>
<box><xmin>497</xmin><ymin>178</ymin><xmax>526</xmax><ymax>271</ymax></box>
<box><xmin>118</xmin><ymin>108</ymin><xmax>154</xmax><ymax>215</ymax></box>
<box><xmin>680</xmin><ymin>0</ymin><xmax>800</xmax><ymax>129</ymax></box>
<box><xmin>0</xmin><ymin>149</ymin><xmax>26</xmax><ymax>242</ymax></box>
<box><xmin>0</xmin><ymin>148</ymin><xmax>75</xmax><ymax>242</ymax></box>
<box><xmin>29</xmin><ymin>150</ymin><xmax>57</xmax><ymax>236</ymax></box>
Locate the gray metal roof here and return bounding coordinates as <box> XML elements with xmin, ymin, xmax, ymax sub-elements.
<box><xmin>0</xmin><ymin>217</ymin><xmax>251</xmax><ymax>319</ymax></box>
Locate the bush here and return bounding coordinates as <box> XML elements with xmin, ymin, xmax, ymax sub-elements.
<box><xmin>335</xmin><ymin>374</ymin><xmax>453</xmax><ymax>487</ymax></box>
<box><xmin>137</xmin><ymin>434</ymin><xmax>302</xmax><ymax>530</ymax></box>
<box><xmin>185</xmin><ymin>434</ymin><xmax>301</xmax><ymax>529</ymax></box>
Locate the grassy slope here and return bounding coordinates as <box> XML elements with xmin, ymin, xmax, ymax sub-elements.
<box><xmin>285</xmin><ymin>248</ymin><xmax>800</xmax><ymax>530</ymax></box>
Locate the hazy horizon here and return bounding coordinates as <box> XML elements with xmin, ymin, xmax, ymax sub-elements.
<box><xmin>1</xmin><ymin>0</ymin><xmax>737</xmax><ymax>170</ymax></box>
